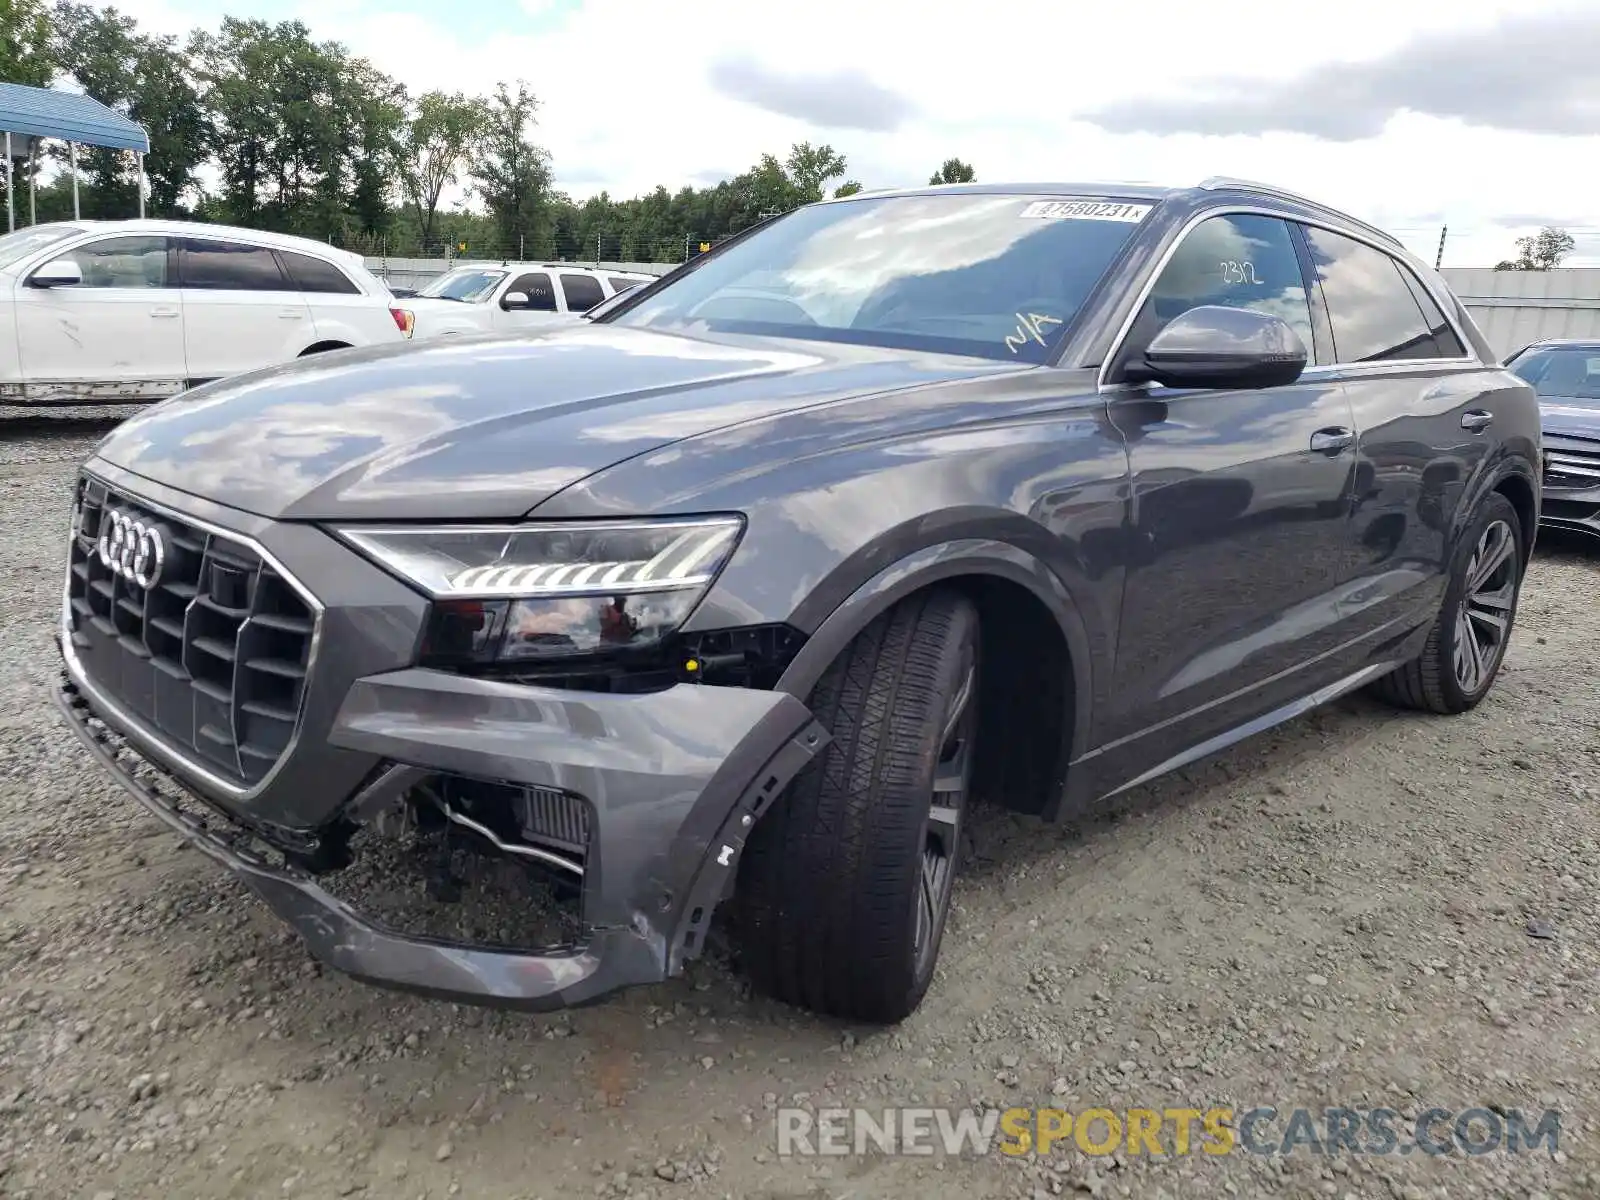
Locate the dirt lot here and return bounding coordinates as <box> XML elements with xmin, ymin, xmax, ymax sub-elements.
<box><xmin>2</xmin><ymin>410</ymin><xmax>1599</xmax><ymax>1200</ymax></box>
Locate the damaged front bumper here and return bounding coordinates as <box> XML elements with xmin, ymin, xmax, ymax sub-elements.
<box><xmin>56</xmin><ymin>657</ymin><xmax>828</xmax><ymax>1010</ymax></box>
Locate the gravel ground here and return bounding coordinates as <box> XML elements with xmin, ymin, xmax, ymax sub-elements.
<box><xmin>3</xmin><ymin>408</ymin><xmax>1599</xmax><ymax>1200</ymax></box>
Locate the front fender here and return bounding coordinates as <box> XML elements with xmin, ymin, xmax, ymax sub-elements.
<box><xmin>772</xmin><ymin>537</ymin><xmax>1098</xmax><ymax>779</ymax></box>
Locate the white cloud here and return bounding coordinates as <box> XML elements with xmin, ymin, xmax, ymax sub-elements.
<box><xmin>108</xmin><ymin>0</ymin><xmax>1600</xmax><ymax>267</ymax></box>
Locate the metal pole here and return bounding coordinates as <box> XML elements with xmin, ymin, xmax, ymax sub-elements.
<box><xmin>137</xmin><ymin>153</ymin><xmax>146</xmax><ymax>218</ymax></box>
<box><xmin>5</xmin><ymin>132</ymin><xmax>13</xmax><ymax>233</ymax></box>
<box><xmin>519</xmin><ymin>234</ymin><xmax>524</xmax><ymax>260</ymax></box>
<box><xmin>29</xmin><ymin>141</ymin><xmax>36</xmax><ymax>226</ymax></box>
<box><xmin>1434</xmin><ymin>225</ymin><xmax>1447</xmax><ymax>270</ymax></box>
<box><xmin>70</xmin><ymin>143</ymin><xmax>80</xmax><ymax>219</ymax></box>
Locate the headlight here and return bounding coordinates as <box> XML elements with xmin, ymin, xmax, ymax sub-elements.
<box><xmin>336</xmin><ymin>517</ymin><xmax>743</xmax><ymax>664</ymax></box>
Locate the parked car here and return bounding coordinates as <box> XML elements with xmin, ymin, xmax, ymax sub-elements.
<box><xmin>55</xmin><ymin>178</ymin><xmax>1539</xmax><ymax>1024</ymax></box>
<box><xmin>0</xmin><ymin>219</ymin><xmax>411</xmax><ymax>406</ymax></box>
<box><xmin>405</xmin><ymin>262</ymin><xmax>655</xmax><ymax>339</ymax></box>
<box><xmin>1502</xmin><ymin>338</ymin><xmax>1600</xmax><ymax>540</ymax></box>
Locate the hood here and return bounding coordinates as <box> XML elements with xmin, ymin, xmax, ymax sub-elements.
<box><xmin>92</xmin><ymin>323</ymin><xmax>1026</xmax><ymax>520</ymax></box>
<box><xmin>1539</xmin><ymin>395</ymin><xmax>1600</xmax><ymax>441</ymax></box>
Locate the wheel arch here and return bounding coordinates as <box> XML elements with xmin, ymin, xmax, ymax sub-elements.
<box><xmin>1492</xmin><ymin>467</ymin><xmax>1538</xmax><ymax>563</ymax></box>
<box><xmin>299</xmin><ymin>340</ymin><xmax>354</xmax><ymax>357</ymax></box>
<box><xmin>773</xmin><ymin>538</ymin><xmax>1094</xmax><ymax>820</ymax></box>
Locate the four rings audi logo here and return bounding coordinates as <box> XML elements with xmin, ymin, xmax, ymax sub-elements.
<box><xmin>96</xmin><ymin>508</ymin><xmax>166</xmax><ymax>590</ymax></box>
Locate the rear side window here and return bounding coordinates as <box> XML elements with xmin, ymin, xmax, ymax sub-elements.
<box><xmin>607</xmin><ymin>276</ymin><xmax>644</xmax><ymax>294</ymax></box>
<box><xmin>1396</xmin><ymin>268</ymin><xmax>1467</xmax><ymax>358</ymax></box>
<box><xmin>504</xmin><ymin>272</ymin><xmax>557</xmax><ymax>311</ymax></box>
<box><xmin>179</xmin><ymin>239</ymin><xmax>289</xmax><ymax>291</ymax></box>
<box><xmin>559</xmin><ymin>273</ymin><xmax>606</xmax><ymax>312</ymax></box>
<box><xmin>57</xmin><ymin>235</ymin><xmax>171</xmax><ymax>288</ymax></box>
<box><xmin>1134</xmin><ymin>214</ymin><xmax>1315</xmax><ymax>355</ymax></box>
<box><xmin>1298</xmin><ymin>227</ymin><xmax>1437</xmax><ymax>363</ymax></box>
<box><xmin>279</xmin><ymin>250</ymin><xmax>361</xmax><ymax>295</ymax></box>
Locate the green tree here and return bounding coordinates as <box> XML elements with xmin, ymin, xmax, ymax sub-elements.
<box><xmin>50</xmin><ymin>3</ymin><xmax>144</xmax><ymax>215</ymax></box>
<box><xmin>470</xmin><ymin>80</ymin><xmax>551</xmax><ymax>250</ymax></box>
<box><xmin>928</xmin><ymin>157</ymin><xmax>975</xmax><ymax>185</ymax></box>
<box><xmin>1</xmin><ymin>0</ymin><xmax>54</xmax><ymax>87</ymax></box>
<box><xmin>833</xmin><ymin>180</ymin><xmax>862</xmax><ymax>198</ymax></box>
<box><xmin>395</xmin><ymin>89</ymin><xmax>484</xmax><ymax>248</ymax></box>
<box><xmin>130</xmin><ymin>30</ymin><xmax>209</xmax><ymax>215</ymax></box>
<box><xmin>191</xmin><ymin>17</ymin><xmax>390</xmax><ymax>235</ymax></box>
<box><xmin>1495</xmin><ymin>227</ymin><xmax>1576</xmax><ymax>271</ymax></box>
<box><xmin>784</xmin><ymin>141</ymin><xmax>846</xmax><ymax>203</ymax></box>
<box><xmin>344</xmin><ymin>61</ymin><xmax>405</xmax><ymax>238</ymax></box>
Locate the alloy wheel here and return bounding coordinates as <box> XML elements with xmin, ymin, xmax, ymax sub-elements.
<box><xmin>1452</xmin><ymin>518</ymin><xmax>1517</xmax><ymax>694</ymax></box>
<box><xmin>913</xmin><ymin>645</ymin><xmax>977</xmax><ymax>976</ymax></box>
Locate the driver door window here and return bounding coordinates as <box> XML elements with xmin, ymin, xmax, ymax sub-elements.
<box><xmin>1134</xmin><ymin>214</ymin><xmax>1315</xmax><ymax>358</ymax></box>
<box><xmin>58</xmin><ymin>235</ymin><xmax>172</xmax><ymax>288</ymax></box>
<box><xmin>503</xmin><ymin>273</ymin><xmax>558</xmax><ymax>312</ymax></box>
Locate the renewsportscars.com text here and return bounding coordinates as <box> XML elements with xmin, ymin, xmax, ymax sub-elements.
<box><xmin>775</xmin><ymin>1105</ymin><xmax>1562</xmax><ymax>1158</ymax></box>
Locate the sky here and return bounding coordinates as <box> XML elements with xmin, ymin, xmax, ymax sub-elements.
<box><xmin>109</xmin><ymin>0</ymin><xmax>1600</xmax><ymax>268</ymax></box>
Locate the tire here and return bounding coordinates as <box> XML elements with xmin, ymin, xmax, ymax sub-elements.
<box><xmin>735</xmin><ymin>589</ymin><xmax>981</xmax><ymax>1023</ymax></box>
<box><xmin>1370</xmin><ymin>491</ymin><xmax>1524</xmax><ymax>714</ymax></box>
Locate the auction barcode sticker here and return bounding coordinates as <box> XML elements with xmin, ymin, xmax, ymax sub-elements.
<box><xmin>1019</xmin><ymin>199</ymin><xmax>1153</xmax><ymax>222</ymax></box>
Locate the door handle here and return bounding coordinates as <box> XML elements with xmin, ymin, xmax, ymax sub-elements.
<box><xmin>150</xmin><ymin>307</ymin><xmax>179</xmax><ymax>319</ymax></box>
<box><xmin>279</xmin><ymin>308</ymin><xmax>303</xmax><ymax>320</ymax></box>
<box><xmin>1309</xmin><ymin>427</ymin><xmax>1354</xmax><ymax>454</ymax></box>
<box><xmin>1461</xmin><ymin>409</ymin><xmax>1493</xmax><ymax>432</ymax></box>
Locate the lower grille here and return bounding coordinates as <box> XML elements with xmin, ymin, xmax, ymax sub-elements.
<box><xmin>1545</xmin><ymin>442</ymin><xmax>1600</xmax><ymax>490</ymax></box>
<box><xmin>64</xmin><ymin>474</ymin><xmax>319</xmax><ymax>789</ymax></box>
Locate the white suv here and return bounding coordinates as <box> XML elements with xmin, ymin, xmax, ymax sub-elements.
<box><xmin>0</xmin><ymin>219</ymin><xmax>413</xmax><ymax>406</ymax></box>
<box><xmin>405</xmin><ymin>262</ymin><xmax>655</xmax><ymax>340</ymax></box>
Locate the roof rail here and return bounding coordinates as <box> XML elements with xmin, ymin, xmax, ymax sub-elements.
<box><xmin>1194</xmin><ymin>175</ymin><xmax>1404</xmax><ymax>250</ymax></box>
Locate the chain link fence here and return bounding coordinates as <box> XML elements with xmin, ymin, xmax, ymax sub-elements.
<box><xmin>329</xmin><ymin>232</ymin><xmax>736</xmax><ymax>267</ymax></box>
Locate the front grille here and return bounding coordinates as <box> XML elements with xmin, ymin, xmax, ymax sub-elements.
<box><xmin>1545</xmin><ymin>441</ymin><xmax>1600</xmax><ymax>490</ymax></box>
<box><xmin>64</xmin><ymin>475</ymin><xmax>318</xmax><ymax>788</ymax></box>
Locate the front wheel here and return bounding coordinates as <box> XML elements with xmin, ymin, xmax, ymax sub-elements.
<box><xmin>1371</xmin><ymin>491</ymin><xmax>1525</xmax><ymax>714</ymax></box>
<box><xmin>734</xmin><ymin>589</ymin><xmax>980</xmax><ymax>1023</ymax></box>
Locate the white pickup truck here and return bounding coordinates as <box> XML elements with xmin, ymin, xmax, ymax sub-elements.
<box><xmin>405</xmin><ymin>262</ymin><xmax>655</xmax><ymax>340</ymax></box>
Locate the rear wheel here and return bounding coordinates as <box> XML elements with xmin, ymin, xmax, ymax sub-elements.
<box><xmin>735</xmin><ymin>589</ymin><xmax>980</xmax><ymax>1022</ymax></box>
<box><xmin>1371</xmin><ymin>491</ymin><xmax>1525</xmax><ymax>714</ymax></box>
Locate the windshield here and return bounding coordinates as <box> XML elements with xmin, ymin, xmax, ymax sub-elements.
<box><xmin>0</xmin><ymin>224</ymin><xmax>85</xmax><ymax>271</ymax></box>
<box><xmin>1508</xmin><ymin>347</ymin><xmax>1600</xmax><ymax>400</ymax></box>
<box><xmin>605</xmin><ymin>193</ymin><xmax>1156</xmax><ymax>362</ymax></box>
<box><xmin>418</xmin><ymin>267</ymin><xmax>507</xmax><ymax>302</ymax></box>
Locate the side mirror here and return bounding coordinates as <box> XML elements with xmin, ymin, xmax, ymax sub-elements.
<box><xmin>502</xmin><ymin>291</ymin><xmax>530</xmax><ymax>310</ymax></box>
<box><xmin>1127</xmin><ymin>305</ymin><xmax>1306</xmax><ymax>390</ymax></box>
<box><xmin>29</xmin><ymin>258</ymin><xmax>83</xmax><ymax>288</ymax></box>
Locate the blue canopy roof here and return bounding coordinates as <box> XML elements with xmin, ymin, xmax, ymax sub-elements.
<box><xmin>0</xmin><ymin>82</ymin><xmax>150</xmax><ymax>154</ymax></box>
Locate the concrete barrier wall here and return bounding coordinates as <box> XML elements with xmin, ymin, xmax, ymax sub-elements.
<box><xmin>1439</xmin><ymin>267</ymin><xmax>1600</xmax><ymax>360</ymax></box>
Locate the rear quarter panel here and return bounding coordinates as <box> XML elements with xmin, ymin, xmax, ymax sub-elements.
<box><xmin>306</xmin><ymin>294</ymin><xmax>407</xmax><ymax>347</ymax></box>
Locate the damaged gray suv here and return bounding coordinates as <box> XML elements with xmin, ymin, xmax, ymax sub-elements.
<box><xmin>57</xmin><ymin>178</ymin><xmax>1540</xmax><ymax>1022</ymax></box>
